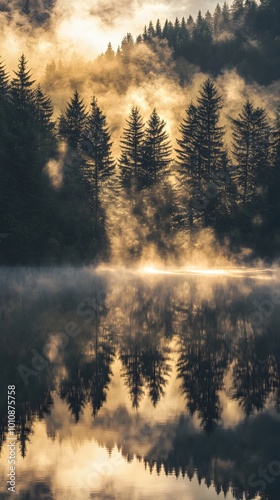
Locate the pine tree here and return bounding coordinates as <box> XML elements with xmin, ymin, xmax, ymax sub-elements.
<box><xmin>193</xmin><ymin>11</ymin><xmax>212</xmax><ymax>42</ymax></box>
<box><xmin>222</xmin><ymin>2</ymin><xmax>231</xmax><ymax>28</ymax></box>
<box><xmin>180</xmin><ymin>17</ymin><xmax>189</xmax><ymax>47</ymax></box>
<box><xmin>162</xmin><ymin>20</ymin><xmax>173</xmax><ymax>39</ymax></box>
<box><xmin>147</xmin><ymin>21</ymin><xmax>155</xmax><ymax>38</ymax></box>
<box><xmin>176</xmin><ymin>81</ymin><xmax>228</xmax><ymax>228</ymax></box>
<box><xmin>0</xmin><ymin>58</ymin><xmax>10</xmax><ymax>99</ymax></box>
<box><xmin>119</xmin><ymin>106</ymin><xmax>145</xmax><ymax>195</ymax></box>
<box><xmin>59</xmin><ymin>90</ymin><xmax>87</xmax><ymax>150</ymax></box>
<box><xmin>10</xmin><ymin>54</ymin><xmax>35</xmax><ymax>109</ymax></box>
<box><xmin>213</xmin><ymin>4</ymin><xmax>223</xmax><ymax>36</ymax></box>
<box><xmin>104</xmin><ymin>42</ymin><xmax>115</xmax><ymax>60</ymax></box>
<box><xmin>195</xmin><ymin>79</ymin><xmax>225</xmax><ymax>179</ymax></box>
<box><xmin>0</xmin><ymin>56</ymin><xmax>58</xmax><ymax>264</ymax></box>
<box><xmin>121</xmin><ymin>33</ymin><xmax>134</xmax><ymax>63</ymax></box>
<box><xmin>81</xmin><ymin>96</ymin><xmax>115</xmax><ymax>226</ymax></box>
<box><xmin>205</xmin><ymin>10</ymin><xmax>213</xmax><ymax>30</ymax></box>
<box><xmin>176</xmin><ymin>103</ymin><xmax>198</xmax><ymax>183</ymax></box>
<box><xmin>155</xmin><ymin>19</ymin><xmax>162</xmax><ymax>37</ymax></box>
<box><xmin>231</xmin><ymin>0</ymin><xmax>245</xmax><ymax>26</ymax></box>
<box><xmin>187</xmin><ymin>15</ymin><xmax>195</xmax><ymax>31</ymax></box>
<box><xmin>176</xmin><ymin>103</ymin><xmax>199</xmax><ymax>226</ymax></box>
<box><xmin>0</xmin><ymin>59</ymin><xmax>11</xmax><ymax>251</ymax></box>
<box><xmin>34</xmin><ymin>84</ymin><xmax>54</xmax><ymax>131</ymax></box>
<box><xmin>230</xmin><ymin>99</ymin><xmax>271</xmax><ymax>206</ymax></box>
<box><xmin>140</xmin><ymin>109</ymin><xmax>172</xmax><ymax>188</ymax></box>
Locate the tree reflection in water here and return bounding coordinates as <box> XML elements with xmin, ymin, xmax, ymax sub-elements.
<box><xmin>1</xmin><ymin>268</ymin><xmax>280</xmax><ymax>499</ymax></box>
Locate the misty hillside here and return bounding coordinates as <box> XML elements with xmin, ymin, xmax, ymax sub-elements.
<box><xmin>0</xmin><ymin>0</ymin><xmax>280</xmax><ymax>266</ymax></box>
<box><xmin>2</xmin><ymin>0</ymin><xmax>279</xmax><ymax>84</ymax></box>
<box><xmin>137</xmin><ymin>0</ymin><xmax>280</xmax><ymax>84</ymax></box>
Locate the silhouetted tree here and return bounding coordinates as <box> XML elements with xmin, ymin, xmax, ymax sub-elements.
<box><xmin>119</xmin><ymin>106</ymin><xmax>145</xmax><ymax>198</ymax></box>
<box><xmin>81</xmin><ymin>96</ymin><xmax>115</xmax><ymax>228</ymax></box>
<box><xmin>10</xmin><ymin>54</ymin><xmax>35</xmax><ymax>109</ymax></box>
<box><xmin>140</xmin><ymin>109</ymin><xmax>172</xmax><ymax>188</ymax></box>
<box><xmin>230</xmin><ymin>100</ymin><xmax>271</xmax><ymax>206</ymax></box>
<box><xmin>59</xmin><ymin>89</ymin><xmax>87</xmax><ymax>150</ymax></box>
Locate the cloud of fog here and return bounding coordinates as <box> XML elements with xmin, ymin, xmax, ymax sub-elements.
<box><xmin>0</xmin><ymin>0</ymin><xmax>220</xmax><ymax>68</ymax></box>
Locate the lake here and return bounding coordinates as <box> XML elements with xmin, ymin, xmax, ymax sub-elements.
<box><xmin>0</xmin><ymin>266</ymin><xmax>280</xmax><ymax>500</ymax></box>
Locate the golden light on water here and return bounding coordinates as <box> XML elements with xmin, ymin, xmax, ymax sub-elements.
<box><xmin>138</xmin><ymin>266</ymin><xmax>278</xmax><ymax>280</ymax></box>
<box><xmin>96</xmin><ymin>264</ymin><xmax>278</xmax><ymax>280</ymax></box>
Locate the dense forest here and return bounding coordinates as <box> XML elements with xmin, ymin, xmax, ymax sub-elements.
<box><xmin>1</xmin><ymin>0</ymin><xmax>280</xmax><ymax>265</ymax></box>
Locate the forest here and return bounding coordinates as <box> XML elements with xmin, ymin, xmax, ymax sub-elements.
<box><xmin>0</xmin><ymin>0</ymin><xmax>280</xmax><ymax>265</ymax></box>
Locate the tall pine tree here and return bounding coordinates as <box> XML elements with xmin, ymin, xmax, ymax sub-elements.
<box><xmin>81</xmin><ymin>96</ymin><xmax>115</xmax><ymax>228</ymax></box>
<box><xmin>10</xmin><ymin>54</ymin><xmax>35</xmax><ymax>110</ymax></box>
<box><xmin>119</xmin><ymin>106</ymin><xmax>145</xmax><ymax>196</ymax></box>
<box><xmin>195</xmin><ymin>79</ymin><xmax>225</xmax><ymax>179</ymax></box>
<box><xmin>140</xmin><ymin>109</ymin><xmax>172</xmax><ymax>188</ymax></box>
<box><xmin>0</xmin><ymin>58</ymin><xmax>9</xmax><ymax>100</ymax></box>
<box><xmin>59</xmin><ymin>90</ymin><xmax>87</xmax><ymax>150</ymax></box>
<box><xmin>230</xmin><ymin>99</ymin><xmax>271</xmax><ymax>206</ymax></box>
<box><xmin>176</xmin><ymin>80</ymin><xmax>228</xmax><ymax>228</ymax></box>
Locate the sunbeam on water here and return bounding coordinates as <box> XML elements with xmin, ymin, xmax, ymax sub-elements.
<box><xmin>97</xmin><ymin>264</ymin><xmax>279</xmax><ymax>281</ymax></box>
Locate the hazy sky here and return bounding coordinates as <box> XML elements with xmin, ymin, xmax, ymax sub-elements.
<box><xmin>1</xmin><ymin>0</ymin><xmax>223</xmax><ymax>65</ymax></box>
<box><xmin>54</xmin><ymin>0</ymin><xmax>221</xmax><ymax>52</ymax></box>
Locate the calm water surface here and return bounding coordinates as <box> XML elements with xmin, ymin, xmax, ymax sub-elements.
<box><xmin>1</xmin><ymin>267</ymin><xmax>280</xmax><ymax>500</ymax></box>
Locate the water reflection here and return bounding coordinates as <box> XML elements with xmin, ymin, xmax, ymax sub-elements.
<box><xmin>1</xmin><ymin>267</ymin><xmax>280</xmax><ymax>499</ymax></box>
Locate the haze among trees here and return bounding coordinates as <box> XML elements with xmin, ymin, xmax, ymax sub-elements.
<box><xmin>1</xmin><ymin>0</ymin><xmax>280</xmax><ymax>264</ymax></box>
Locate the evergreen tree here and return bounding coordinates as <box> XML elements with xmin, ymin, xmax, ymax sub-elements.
<box><xmin>121</xmin><ymin>33</ymin><xmax>134</xmax><ymax>63</ymax></box>
<box><xmin>213</xmin><ymin>4</ymin><xmax>223</xmax><ymax>36</ymax></box>
<box><xmin>187</xmin><ymin>15</ymin><xmax>195</xmax><ymax>31</ymax></box>
<box><xmin>205</xmin><ymin>10</ymin><xmax>213</xmax><ymax>30</ymax></box>
<box><xmin>162</xmin><ymin>20</ymin><xmax>173</xmax><ymax>39</ymax></box>
<box><xmin>10</xmin><ymin>54</ymin><xmax>35</xmax><ymax>109</ymax></box>
<box><xmin>104</xmin><ymin>42</ymin><xmax>115</xmax><ymax>60</ymax></box>
<box><xmin>176</xmin><ymin>103</ymin><xmax>199</xmax><ymax>227</ymax></box>
<box><xmin>195</xmin><ymin>79</ymin><xmax>226</xmax><ymax>179</ymax></box>
<box><xmin>1</xmin><ymin>55</ymin><xmax>57</xmax><ymax>264</ymax></box>
<box><xmin>155</xmin><ymin>19</ymin><xmax>162</xmax><ymax>37</ymax></box>
<box><xmin>34</xmin><ymin>84</ymin><xmax>54</xmax><ymax>131</ymax></box>
<box><xmin>222</xmin><ymin>1</ymin><xmax>231</xmax><ymax>27</ymax></box>
<box><xmin>180</xmin><ymin>17</ymin><xmax>189</xmax><ymax>43</ymax></box>
<box><xmin>59</xmin><ymin>90</ymin><xmax>87</xmax><ymax>150</ymax></box>
<box><xmin>147</xmin><ymin>21</ymin><xmax>155</xmax><ymax>38</ymax></box>
<box><xmin>230</xmin><ymin>99</ymin><xmax>271</xmax><ymax>206</ymax></box>
<box><xmin>119</xmin><ymin>106</ymin><xmax>145</xmax><ymax>196</ymax></box>
<box><xmin>140</xmin><ymin>109</ymin><xmax>172</xmax><ymax>188</ymax></box>
<box><xmin>0</xmin><ymin>58</ymin><xmax>9</xmax><ymax>99</ymax></box>
<box><xmin>81</xmin><ymin>96</ymin><xmax>115</xmax><ymax>226</ymax></box>
<box><xmin>176</xmin><ymin>80</ymin><xmax>228</xmax><ymax>228</ymax></box>
<box><xmin>0</xmin><ymin>58</ymin><xmax>11</xmax><ymax>252</ymax></box>
<box><xmin>58</xmin><ymin>91</ymin><xmax>100</xmax><ymax>262</ymax></box>
<box><xmin>193</xmin><ymin>11</ymin><xmax>212</xmax><ymax>43</ymax></box>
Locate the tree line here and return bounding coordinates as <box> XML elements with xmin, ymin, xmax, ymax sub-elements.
<box><xmin>0</xmin><ymin>55</ymin><xmax>280</xmax><ymax>264</ymax></box>
<box><xmin>102</xmin><ymin>0</ymin><xmax>280</xmax><ymax>85</ymax></box>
